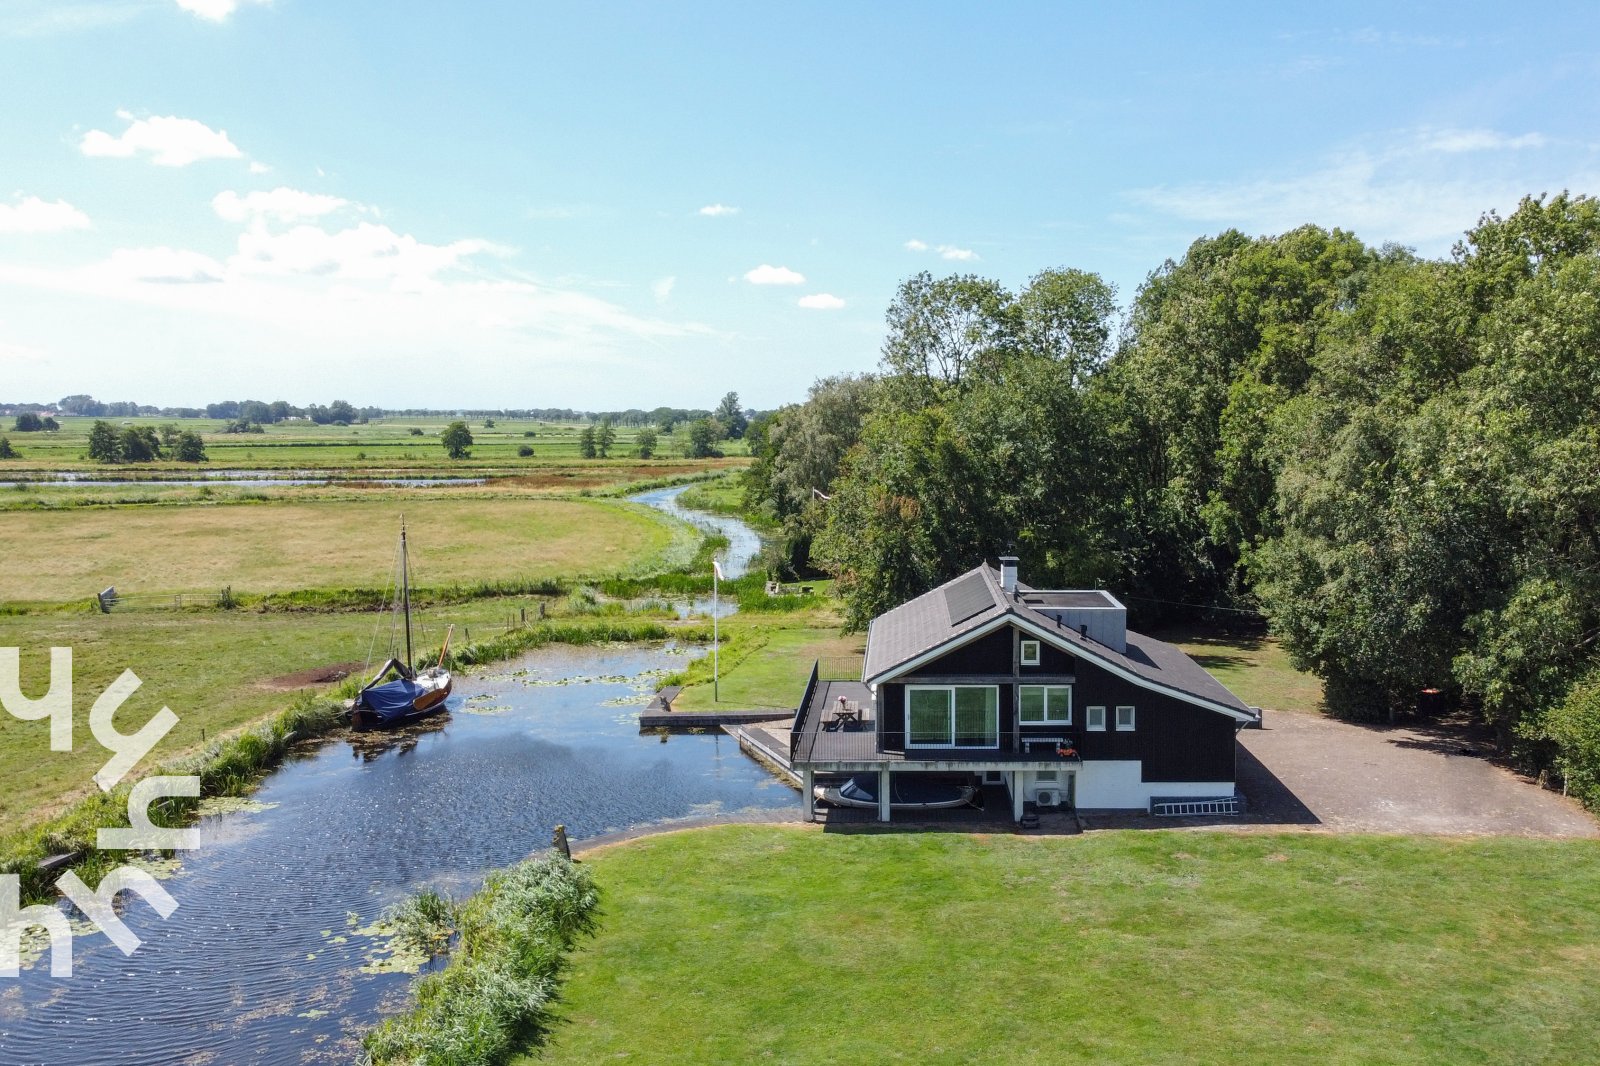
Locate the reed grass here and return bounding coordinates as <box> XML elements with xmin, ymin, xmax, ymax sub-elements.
<box><xmin>363</xmin><ymin>852</ymin><xmax>600</xmax><ymax>1066</ymax></box>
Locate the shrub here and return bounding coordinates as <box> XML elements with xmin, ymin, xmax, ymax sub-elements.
<box><xmin>517</xmin><ymin>444</ymin><xmax>534</xmax><ymax>457</ymax></box>
<box><xmin>363</xmin><ymin>853</ymin><xmax>600</xmax><ymax>1066</ymax></box>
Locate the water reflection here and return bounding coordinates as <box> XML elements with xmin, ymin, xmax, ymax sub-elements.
<box><xmin>0</xmin><ymin>644</ymin><xmax>793</xmax><ymax>1066</ymax></box>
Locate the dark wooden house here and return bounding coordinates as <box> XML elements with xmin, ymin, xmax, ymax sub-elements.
<box><xmin>791</xmin><ymin>557</ymin><xmax>1258</xmax><ymax>821</ymax></box>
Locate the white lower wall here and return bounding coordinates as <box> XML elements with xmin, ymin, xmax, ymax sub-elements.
<box><xmin>1061</xmin><ymin>761</ymin><xmax>1234</xmax><ymax>810</ymax></box>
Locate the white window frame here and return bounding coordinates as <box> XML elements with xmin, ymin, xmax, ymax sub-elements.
<box><xmin>1086</xmin><ymin>705</ymin><xmax>1107</xmax><ymax>732</ymax></box>
<box><xmin>905</xmin><ymin>685</ymin><xmax>1000</xmax><ymax>749</ymax></box>
<box><xmin>1115</xmin><ymin>705</ymin><xmax>1136</xmax><ymax>731</ymax></box>
<box><xmin>1019</xmin><ymin>639</ymin><xmax>1041</xmax><ymax>667</ymax></box>
<box><xmin>1018</xmin><ymin>684</ymin><xmax>1071</xmax><ymax>725</ymax></box>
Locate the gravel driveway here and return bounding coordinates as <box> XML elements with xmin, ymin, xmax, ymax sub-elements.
<box><xmin>1233</xmin><ymin>711</ymin><xmax>1600</xmax><ymax>837</ymax></box>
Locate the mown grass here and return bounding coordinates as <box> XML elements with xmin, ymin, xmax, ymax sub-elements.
<box><xmin>667</xmin><ymin>626</ymin><xmax>864</xmax><ymax>711</ymax></box>
<box><xmin>528</xmin><ymin>825</ymin><xmax>1600</xmax><ymax>1066</ymax></box>
<box><xmin>0</xmin><ymin>496</ymin><xmax>693</xmax><ymax>604</ymax></box>
<box><xmin>1157</xmin><ymin>624</ymin><xmax>1326</xmax><ymax>714</ymax></box>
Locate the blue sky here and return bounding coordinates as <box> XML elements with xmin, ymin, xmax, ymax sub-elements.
<box><xmin>2</xmin><ymin>1</ymin><xmax>1598</xmax><ymax>410</ymax></box>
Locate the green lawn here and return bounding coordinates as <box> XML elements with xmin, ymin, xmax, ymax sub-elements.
<box><xmin>0</xmin><ymin>496</ymin><xmax>693</xmax><ymax>604</ymax></box>
<box><xmin>1160</xmin><ymin>625</ymin><xmax>1326</xmax><ymax>714</ymax></box>
<box><xmin>670</xmin><ymin>626</ymin><xmax>864</xmax><ymax>711</ymax></box>
<box><xmin>529</xmin><ymin>825</ymin><xmax>1600</xmax><ymax>1065</ymax></box>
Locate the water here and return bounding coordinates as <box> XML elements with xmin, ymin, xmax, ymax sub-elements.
<box><xmin>628</xmin><ymin>484</ymin><xmax>761</xmax><ymax>579</ymax></box>
<box><xmin>0</xmin><ymin>645</ymin><xmax>793</xmax><ymax>1064</ymax></box>
<box><xmin>0</xmin><ymin>486</ymin><xmax>785</xmax><ymax>1064</ymax></box>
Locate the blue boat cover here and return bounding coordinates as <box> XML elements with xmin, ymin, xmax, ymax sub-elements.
<box><xmin>359</xmin><ymin>679</ymin><xmax>426</xmax><ymax>722</ymax></box>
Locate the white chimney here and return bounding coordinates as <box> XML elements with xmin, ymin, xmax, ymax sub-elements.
<box><xmin>998</xmin><ymin>555</ymin><xmax>1018</xmax><ymax>593</ymax></box>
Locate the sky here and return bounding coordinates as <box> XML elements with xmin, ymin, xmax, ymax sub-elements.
<box><xmin>2</xmin><ymin>1</ymin><xmax>1599</xmax><ymax>412</ymax></box>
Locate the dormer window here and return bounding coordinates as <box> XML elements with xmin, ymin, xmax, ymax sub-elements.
<box><xmin>1019</xmin><ymin>640</ymin><xmax>1041</xmax><ymax>667</ymax></box>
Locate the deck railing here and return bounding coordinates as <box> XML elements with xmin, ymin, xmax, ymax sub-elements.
<box><xmin>790</xmin><ymin>660</ymin><xmax>821</xmax><ymax>763</ymax></box>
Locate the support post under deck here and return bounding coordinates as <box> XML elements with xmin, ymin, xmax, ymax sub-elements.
<box><xmin>801</xmin><ymin>768</ymin><xmax>814</xmax><ymax>821</ymax></box>
<box><xmin>878</xmin><ymin>767</ymin><xmax>892</xmax><ymax>822</ymax></box>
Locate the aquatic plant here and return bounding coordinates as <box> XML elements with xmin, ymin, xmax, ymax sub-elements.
<box><xmin>362</xmin><ymin>852</ymin><xmax>599</xmax><ymax>1066</ymax></box>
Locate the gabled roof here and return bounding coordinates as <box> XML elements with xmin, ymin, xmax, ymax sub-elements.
<box><xmin>863</xmin><ymin>564</ymin><xmax>1256</xmax><ymax>722</ymax></box>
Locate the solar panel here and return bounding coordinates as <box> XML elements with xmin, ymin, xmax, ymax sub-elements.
<box><xmin>943</xmin><ymin>572</ymin><xmax>994</xmax><ymax>626</ymax></box>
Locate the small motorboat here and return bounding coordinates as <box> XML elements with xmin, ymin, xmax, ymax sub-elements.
<box><xmin>814</xmin><ymin>774</ymin><xmax>977</xmax><ymax>811</ymax></box>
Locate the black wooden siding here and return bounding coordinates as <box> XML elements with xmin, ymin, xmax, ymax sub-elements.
<box><xmin>873</xmin><ymin>623</ymin><xmax>1235</xmax><ymax>783</ymax></box>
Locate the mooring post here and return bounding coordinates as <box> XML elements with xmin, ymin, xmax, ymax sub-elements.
<box><xmin>552</xmin><ymin>824</ymin><xmax>571</xmax><ymax>860</ymax></box>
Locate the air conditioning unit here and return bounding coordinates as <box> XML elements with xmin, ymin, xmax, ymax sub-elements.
<box><xmin>1034</xmin><ymin>787</ymin><xmax>1062</xmax><ymax>808</ymax></box>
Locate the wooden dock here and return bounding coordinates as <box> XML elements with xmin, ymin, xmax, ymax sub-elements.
<box><xmin>724</xmin><ymin>723</ymin><xmax>800</xmax><ymax>787</ymax></box>
<box><xmin>637</xmin><ymin>707</ymin><xmax>794</xmax><ymax>728</ymax></box>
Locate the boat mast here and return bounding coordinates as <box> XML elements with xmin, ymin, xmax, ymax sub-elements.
<box><xmin>401</xmin><ymin>517</ymin><xmax>414</xmax><ymax>671</ymax></box>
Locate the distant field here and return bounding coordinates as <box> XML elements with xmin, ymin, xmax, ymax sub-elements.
<box><xmin>0</xmin><ymin>496</ymin><xmax>694</xmax><ymax>603</ymax></box>
<box><xmin>0</xmin><ymin>415</ymin><xmax>751</xmax><ymax>469</ymax></box>
<box><xmin>533</xmin><ymin>825</ymin><xmax>1600</xmax><ymax>1065</ymax></box>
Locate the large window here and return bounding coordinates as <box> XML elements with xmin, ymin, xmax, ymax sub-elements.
<box><xmin>906</xmin><ymin>685</ymin><xmax>999</xmax><ymax>748</ymax></box>
<box><xmin>1019</xmin><ymin>685</ymin><xmax>1071</xmax><ymax>724</ymax></box>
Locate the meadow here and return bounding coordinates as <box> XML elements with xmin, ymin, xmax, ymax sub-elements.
<box><xmin>0</xmin><ymin>495</ymin><xmax>692</xmax><ymax>605</ymax></box>
<box><xmin>0</xmin><ymin>414</ymin><xmax>750</xmax><ymax>471</ymax></box>
<box><xmin>533</xmin><ymin>825</ymin><xmax>1600</xmax><ymax>1065</ymax></box>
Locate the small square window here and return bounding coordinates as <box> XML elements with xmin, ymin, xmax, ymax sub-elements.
<box><xmin>1086</xmin><ymin>706</ymin><xmax>1106</xmax><ymax>731</ymax></box>
<box><xmin>1020</xmin><ymin>640</ymin><xmax>1041</xmax><ymax>667</ymax></box>
<box><xmin>1115</xmin><ymin>705</ymin><xmax>1136</xmax><ymax>731</ymax></box>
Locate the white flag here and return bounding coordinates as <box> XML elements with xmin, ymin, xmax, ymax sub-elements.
<box><xmin>712</xmin><ymin>560</ymin><xmax>726</xmax><ymax>582</ymax></box>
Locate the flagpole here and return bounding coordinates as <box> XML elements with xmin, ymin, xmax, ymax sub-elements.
<box><xmin>712</xmin><ymin>560</ymin><xmax>719</xmax><ymax>702</ymax></box>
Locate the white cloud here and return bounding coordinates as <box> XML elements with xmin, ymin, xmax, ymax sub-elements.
<box><xmin>80</xmin><ymin>111</ymin><xmax>242</xmax><ymax>166</ymax></box>
<box><xmin>743</xmin><ymin>263</ymin><xmax>805</xmax><ymax>285</ymax></box>
<box><xmin>232</xmin><ymin>221</ymin><xmax>499</xmax><ymax>289</ymax></box>
<box><xmin>248</xmin><ymin>161</ymin><xmax>271</xmax><ymax>174</ymax></box>
<box><xmin>212</xmin><ymin>187</ymin><xmax>349</xmax><ymax>223</ymax></box>
<box><xmin>95</xmin><ymin>246</ymin><xmax>226</xmax><ymax>284</ymax></box>
<box><xmin>1419</xmin><ymin>128</ymin><xmax>1546</xmax><ymax>153</ymax></box>
<box><xmin>937</xmin><ymin>245</ymin><xmax>978</xmax><ymax>261</ymax></box>
<box><xmin>651</xmin><ymin>275</ymin><xmax>676</xmax><ymax>303</ymax></box>
<box><xmin>798</xmin><ymin>293</ymin><xmax>845</xmax><ymax>310</ymax></box>
<box><xmin>903</xmin><ymin>238</ymin><xmax>928</xmax><ymax>251</ymax></box>
<box><xmin>174</xmin><ymin>0</ymin><xmax>268</xmax><ymax>21</ymax></box>
<box><xmin>699</xmin><ymin>203</ymin><xmax>740</xmax><ymax>217</ymax></box>
<box><xmin>1130</xmin><ymin>127</ymin><xmax>1587</xmax><ymax>251</ymax></box>
<box><xmin>0</xmin><ymin>195</ymin><xmax>91</xmax><ymax>233</ymax></box>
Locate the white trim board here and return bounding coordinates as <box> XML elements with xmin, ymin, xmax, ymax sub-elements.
<box><xmin>867</xmin><ymin>611</ymin><xmax>1255</xmax><ymax>722</ymax></box>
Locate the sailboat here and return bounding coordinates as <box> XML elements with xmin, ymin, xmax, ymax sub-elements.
<box><xmin>349</xmin><ymin>520</ymin><xmax>454</xmax><ymax>730</ymax></box>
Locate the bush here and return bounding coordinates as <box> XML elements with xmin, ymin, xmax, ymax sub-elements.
<box><xmin>363</xmin><ymin>853</ymin><xmax>600</xmax><ymax>1066</ymax></box>
<box><xmin>517</xmin><ymin>444</ymin><xmax>534</xmax><ymax>457</ymax></box>
<box><xmin>0</xmin><ymin>436</ymin><xmax>17</xmax><ymax>459</ymax></box>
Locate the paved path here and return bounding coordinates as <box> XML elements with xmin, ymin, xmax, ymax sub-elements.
<box><xmin>1233</xmin><ymin>711</ymin><xmax>1600</xmax><ymax>837</ymax></box>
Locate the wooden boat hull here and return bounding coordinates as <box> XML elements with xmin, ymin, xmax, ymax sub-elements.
<box><xmin>350</xmin><ymin>669</ymin><xmax>453</xmax><ymax>731</ymax></box>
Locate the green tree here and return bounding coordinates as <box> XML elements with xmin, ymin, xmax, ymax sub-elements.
<box><xmin>684</xmin><ymin>419</ymin><xmax>721</xmax><ymax>459</ymax></box>
<box><xmin>11</xmin><ymin>412</ymin><xmax>43</xmax><ymax>432</ymax></box>
<box><xmin>713</xmin><ymin>392</ymin><xmax>748</xmax><ymax>439</ymax></box>
<box><xmin>517</xmin><ymin>444</ymin><xmax>534</xmax><ymax>457</ymax></box>
<box><xmin>0</xmin><ymin>436</ymin><xmax>17</xmax><ymax>459</ymax></box>
<box><xmin>87</xmin><ymin>420</ymin><xmax>120</xmax><ymax>462</ymax></box>
<box><xmin>118</xmin><ymin>426</ymin><xmax>162</xmax><ymax>462</ymax></box>
<box><xmin>441</xmin><ymin>420</ymin><xmax>474</xmax><ymax>459</ymax></box>
<box><xmin>577</xmin><ymin>426</ymin><xmax>597</xmax><ymax>458</ymax></box>
<box><xmin>172</xmin><ymin>430</ymin><xmax>208</xmax><ymax>463</ymax></box>
<box><xmin>595</xmin><ymin>418</ymin><xmax>616</xmax><ymax>458</ymax></box>
<box><xmin>483</xmin><ymin>418</ymin><xmax>496</xmax><ymax>428</ymax></box>
<box><xmin>634</xmin><ymin>427</ymin><xmax>657</xmax><ymax>458</ymax></box>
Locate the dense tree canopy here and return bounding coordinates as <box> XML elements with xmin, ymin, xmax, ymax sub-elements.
<box><xmin>745</xmin><ymin>192</ymin><xmax>1600</xmax><ymax>807</ymax></box>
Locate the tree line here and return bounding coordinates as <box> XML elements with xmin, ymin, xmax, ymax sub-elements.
<box><xmin>744</xmin><ymin>193</ymin><xmax>1600</xmax><ymax>808</ymax></box>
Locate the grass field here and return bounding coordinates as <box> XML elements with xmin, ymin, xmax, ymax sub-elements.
<box><xmin>1161</xmin><ymin>625</ymin><xmax>1326</xmax><ymax>714</ymax></box>
<box><xmin>670</xmin><ymin>626</ymin><xmax>865</xmax><ymax>711</ymax></box>
<box><xmin>0</xmin><ymin>496</ymin><xmax>694</xmax><ymax>604</ymax></box>
<box><xmin>530</xmin><ymin>825</ymin><xmax>1600</xmax><ymax>1065</ymax></box>
<box><xmin>0</xmin><ymin>415</ymin><xmax>750</xmax><ymax>470</ymax></box>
